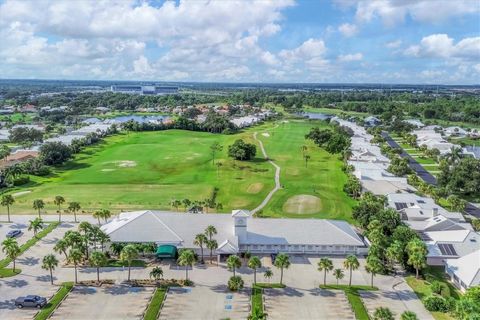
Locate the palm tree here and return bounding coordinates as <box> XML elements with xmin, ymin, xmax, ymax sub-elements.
<box><xmin>2</xmin><ymin>238</ymin><xmax>20</xmax><ymax>272</ymax></box>
<box><xmin>68</xmin><ymin>202</ymin><xmax>81</xmax><ymax>223</ymax></box>
<box><xmin>318</xmin><ymin>258</ymin><xmax>334</xmax><ymax>286</ymax></box>
<box><xmin>32</xmin><ymin>199</ymin><xmax>45</xmax><ymax>218</ymax></box>
<box><xmin>89</xmin><ymin>251</ymin><xmax>107</xmax><ymax>282</ymax></box>
<box><xmin>400</xmin><ymin>311</ymin><xmax>418</xmax><ymax>320</ymax></box>
<box><xmin>193</xmin><ymin>233</ymin><xmax>208</xmax><ymax>263</ymax></box>
<box><xmin>206</xmin><ymin>239</ymin><xmax>218</xmax><ymax>264</ymax></box>
<box><xmin>97</xmin><ymin>231</ymin><xmax>110</xmax><ymax>252</ymax></box>
<box><xmin>301</xmin><ymin>145</ymin><xmax>308</xmax><ymax>157</ymax></box>
<box><xmin>1</xmin><ymin>194</ymin><xmax>15</xmax><ymax>223</ymax></box>
<box><xmin>274</xmin><ymin>253</ymin><xmax>290</xmax><ymax>286</ymax></box>
<box><xmin>177</xmin><ymin>249</ymin><xmax>196</xmax><ymax>281</ymax></box>
<box><xmin>226</xmin><ymin>255</ymin><xmax>242</xmax><ymax>277</ymax></box>
<box><xmin>101</xmin><ymin>209</ymin><xmax>111</xmax><ymax>223</ymax></box>
<box><xmin>248</xmin><ymin>256</ymin><xmax>262</xmax><ymax>284</ymax></box>
<box><xmin>78</xmin><ymin>221</ymin><xmax>92</xmax><ymax>259</ymax></box>
<box><xmin>365</xmin><ymin>255</ymin><xmax>383</xmax><ymax>288</ymax></box>
<box><xmin>303</xmin><ymin>154</ymin><xmax>311</xmax><ymax>168</ymax></box>
<box><xmin>69</xmin><ymin>248</ymin><xmax>83</xmax><ymax>284</ymax></box>
<box><xmin>54</xmin><ymin>239</ymin><xmax>69</xmax><ymax>260</ymax></box>
<box><xmin>42</xmin><ymin>254</ymin><xmax>59</xmax><ymax>285</ymax></box>
<box><xmin>406</xmin><ymin>239</ymin><xmax>427</xmax><ymax>279</ymax></box>
<box><xmin>343</xmin><ymin>255</ymin><xmax>360</xmax><ymax>286</ymax></box>
<box><xmin>149</xmin><ymin>266</ymin><xmax>164</xmax><ymax>281</ymax></box>
<box><xmin>28</xmin><ymin>217</ymin><xmax>44</xmax><ymax>238</ymax></box>
<box><xmin>53</xmin><ymin>195</ymin><xmax>65</xmax><ymax>222</ymax></box>
<box><xmin>333</xmin><ymin>268</ymin><xmax>344</xmax><ymax>285</ymax></box>
<box><xmin>182</xmin><ymin>199</ymin><xmax>191</xmax><ymax>212</ymax></box>
<box><xmin>93</xmin><ymin>210</ymin><xmax>102</xmax><ymax>225</ymax></box>
<box><xmin>264</xmin><ymin>268</ymin><xmax>273</xmax><ymax>282</ymax></box>
<box><xmin>205</xmin><ymin>225</ymin><xmax>217</xmax><ymax>241</ymax></box>
<box><xmin>120</xmin><ymin>244</ymin><xmax>139</xmax><ymax>282</ymax></box>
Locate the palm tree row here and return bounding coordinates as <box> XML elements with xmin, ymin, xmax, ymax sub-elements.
<box><xmin>170</xmin><ymin>198</ymin><xmax>223</xmax><ymax>213</ymax></box>
<box><xmin>0</xmin><ymin>194</ymin><xmax>82</xmax><ymax>223</ymax></box>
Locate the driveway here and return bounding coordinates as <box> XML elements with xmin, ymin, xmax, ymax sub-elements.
<box><xmin>50</xmin><ymin>285</ymin><xmax>153</xmax><ymax>320</ymax></box>
<box><xmin>265</xmin><ymin>287</ymin><xmax>355</xmax><ymax>320</ymax></box>
<box><xmin>159</xmin><ymin>285</ymin><xmax>250</xmax><ymax>320</ymax></box>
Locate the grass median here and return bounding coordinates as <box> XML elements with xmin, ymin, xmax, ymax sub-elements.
<box><xmin>0</xmin><ymin>222</ymin><xmax>59</xmax><ymax>277</ymax></box>
<box><xmin>143</xmin><ymin>287</ymin><xmax>168</xmax><ymax>320</ymax></box>
<box><xmin>251</xmin><ymin>283</ymin><xmax>285</xmax><ymax>317</ymax></box>
<box><xmin>34</xmin><ymin>282</ymin><xmax>74</xmax><ymax>320</ymax></box>
<box><xmin>320</xmin><ymin>284</ymin><xmax>378</xmax><ymax>320</ymax></box>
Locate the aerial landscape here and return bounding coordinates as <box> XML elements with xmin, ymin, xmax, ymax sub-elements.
<box><xmin>0</xmin><ymin>0</ymin><xmax>479</xmax><ymax>320</ymax></box>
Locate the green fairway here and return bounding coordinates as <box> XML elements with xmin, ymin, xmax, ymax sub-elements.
<box><xmin>256</xmin><ymin>120</ymin><xmax>356</xmax><ymax>221</ymax></box>
<box><xmin>8</xmin><ymin>120</ymin><xmax>354</xmax><ymax>221</ymax></box>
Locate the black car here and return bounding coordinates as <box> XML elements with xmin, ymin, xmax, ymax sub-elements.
<box><xmin>6</xmin><ymin>230</ymin><xmax>22</xmax><ymax>238</ymax></box>
<box><xmin>15</xmin><ymin>295</ymin><xmax>47</xmax><ymax>308</ymax></box>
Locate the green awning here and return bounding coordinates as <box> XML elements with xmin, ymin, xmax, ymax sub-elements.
<box><xmin>156</xmin><ymin>245</ymin><xmax>177</xmax><ymax>258</ymax></box>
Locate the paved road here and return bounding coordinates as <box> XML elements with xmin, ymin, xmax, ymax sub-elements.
<box><xmin>382</xmin><ymin>132</ymin><xmax>480</xmax><ymax>218</ymax></box>
<box><xmin>251</xmin><ymin>131</ymin><xmax>281</xmax><ymax>214</ymax></box>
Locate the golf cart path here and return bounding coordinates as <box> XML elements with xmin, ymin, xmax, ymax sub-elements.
<box><xmin>251</xmin><ymin>131</ymin><xmax>281</xmax><ymax>214</ymax></box>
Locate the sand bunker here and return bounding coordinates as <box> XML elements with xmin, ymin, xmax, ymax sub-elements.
<box><xmin>101</xmin><ymin>169</ymin><xmax>116</xmax><ymax>172</ymax></box>
<box><xmin>247</xmin><ymin>183</ymin><xmax>264</xmax><ymax>194</ymax></box>
<box><xmin>283</xmin><ymin>195</ymin><xmax>321</xmax><ymax>214</ymax></box>
<box><xmin>262</xmin><ymin>133</ymin><xmax>270</xmax><ymax>137</ymax></box>
<box><xmin>12</xmin><ymin>191</ymin><xmax>31</xmax><ymax>197</ymax></box>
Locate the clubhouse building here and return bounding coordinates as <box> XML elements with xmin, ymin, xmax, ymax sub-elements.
<box><xmin>101</xmin><ymin>210</ymin><xmax>368</xmax><ymax>259</ymax></box>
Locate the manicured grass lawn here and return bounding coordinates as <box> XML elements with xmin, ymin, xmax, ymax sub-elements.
<box><xmin>411</xmin><ymin>156</ymin><xmax>439</xmax><ymax>166</ymax></box>
<box><xmin>251</xmin><ymin>283</ymin><xmax>286</xmax><ymax>316</ymax></box>
<box><xmin>257</xmin><ymin>120</ymin><xmax>356</xmax><ymax>222</ymax></box>
<box><xmin>144</xmin><ymin>287</ymin><xmax>167</xmax><ymax>320</ymax></box>
<box><xmin>451</xmin><ymin>137</ymin><xmax>480</xmax><ymax>146</ymax></box>
<box><xmin>9</xmin><ymin>129</ymin><xmax>274</xmax><ymax>213</ymax></box>
<box><xmin>406</xmin><ymin>266</ymin><xmax>460</xmax><ymax>320</ymax></box>
<box><xmin>0</xmin><ymin>222</ymin><xmax>59</xmax><ymax>275</ymax></box>
<box><xmin>106</xmin><ymin>259</ymin><xmax>146</xmax><ymax>267</ymax></box>
<box><xmin>34</xmin><ymin>282</ymin><xmax>74</xmax><ymax>320</ymax></box>
<box><xmin>8</xmin><ymin>120</ymin><xmax>355</xmax><ymax>221</ymax></box>
<box><xmin>319</xmin><ymin>284</ymin><xmax>377</xmax><ymax>320</ymax></box>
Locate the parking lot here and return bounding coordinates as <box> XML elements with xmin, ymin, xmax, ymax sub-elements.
<box><xmin>0</xmin><ymin>222</ymin><xmax>35</xmax><ymax>260</ymax></box>
<box><xmin>264</xmin><ymin>287</ymin><xmax>355</xmax><ymax>320</ymax></box>
<box><xmin>50</xmin><ymin>285</ymin><xmax>153</xmax><ymax>320</ymax></box>
<box><xmin>159</xmin><ymin>285</ymin><xmax>250</xmax><ymax>320</ymax></box>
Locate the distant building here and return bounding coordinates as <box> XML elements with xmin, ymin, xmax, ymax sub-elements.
<box><xmin>364</xmin><ymin>116</ymin><xmax>381</xmax><ymax>127</ymax></box>
<box><xmin>111</xmin><ymin>85</ymin><xmax>178</xmax><ymax>95</ymax></box>
<box><xmin>404</xmin><ymin>119</ymin><xmax>425</xmax><ymax>128</ymax></box>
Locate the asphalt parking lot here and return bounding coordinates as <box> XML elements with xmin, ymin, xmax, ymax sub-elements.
<box><xmin>265</xmin><ymin>287</ymin><xmax>355</xmax><ymax>320</ymax></box>
<box><xmin>50</xmin><ymin>285</ymin><xmax>154</xmax><ymax>320</ymax></box>
<box><xmin>160</xmin><ymin>285</ymin><xmax>250</xmax><ymax>320</ymax></box>
<box><xmin>0</xmin><ymin>222</ymin><xmax>35</xmax><ymax>260</ymax></box>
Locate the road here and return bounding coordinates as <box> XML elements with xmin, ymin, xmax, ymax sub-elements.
<box><xmin>251</xmin><ymin>131</ymin><xmax>281</xmax><ymax>214</ymax></box>
<box><xmin>382</xmin><ymin>132</ymin><xmax>480</xmax><ymax>218</ymax></box>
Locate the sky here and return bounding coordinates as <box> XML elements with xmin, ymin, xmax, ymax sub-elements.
<box><xmin>0</xmin><ymin>0</ymin><xmax>479</xmax><ymax>84</ymax></box>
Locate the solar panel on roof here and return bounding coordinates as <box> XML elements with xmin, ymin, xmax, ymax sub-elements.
<box><xmin>395</xmin><ymin>202</ymin><xmax>408</xmax><ymax>210</ymax></box>
<box><xmin>438</xmin><ymin>244</ymin><xmax>457</xmax><ymax>256</ymax></box>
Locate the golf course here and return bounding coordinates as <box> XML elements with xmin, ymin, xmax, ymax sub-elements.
<box><xmin>6</xmin><ymin>119</ymin><xmax>356</xmax><ymax>222</ymax></box>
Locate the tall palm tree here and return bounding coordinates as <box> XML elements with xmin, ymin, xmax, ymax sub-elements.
<box><xmin>205</xmin><ymin>225</ymin><xmax>217</xmax><ymax>241</ymax></box>
<box><xmin>69</xmin><ymin>248</ymin><xmax>83</xmax><ymax>284</ymax></box>
<box><xmin>101</xmin><ymin>209</ymin><xmax>111</xmax><ymax>223</ymax></box>
<box><xmin>42</xmin><ymin>254</ymin><xmax>59</xmax><ymax>285</ymax></box>
<box><xmin>177</xmin><ymin>249</ymin><xmax>196</xmax><ymax>281</ymax></box>
<box><xmin>68</xmin><ymin>202</ymin><xmax>81</xmax><ymax>223</ymax></box>
<box><xmin>274</xmin><ymin>253</ymin><xmax>290</xmax><ymax>286</ymax></box>
<box><xmin>333</xmin><ymin>268</ymin><xmax>344</xmax><ymax>285</ymax></box>
<box><xmin>406</xmin><ymin>239</ymin><xmax>427</xmax><ymax>279</ymax></box>
<box><xmin>264</xmin><ymin>268</ymin><xmax>273</xmax><ymax>282</ymax></box>
<box><xmin>89</xmin><ymin>251</ymin><xmax>107</xmax><ymax>282</ymax></box>
<box><xmin>120</xmin><ymin>244</ymin><xmax>139</xmax><ymax>282</ymax></box>
<box><xmin>248</xmin><ymin>256</ymin><xmax>262</xmax><ymax>284</ymax></box>
<box><xmin>93</xmin><ymin>210</ymin><xmax>102</xmax><ymax>225</ymax></box>
<box><xmin>182</xmin><ymin>199</ymin><xmax>191</xmax><ymax>212</ymax></box>
<box><xmin>2</xmin><ymin>238</ymin><xmax>20</xmax><ymax>272</ymax></box>
<box><xmin>149</xmin><ymin>266</ymin><xmax>164</xmax><ymax>281</ymax></box>
<box><xmin>318</xmin><ymin>258</ymin><xmax>334</xmax><ymax>286</ymax></box>
<box><xmin>343</xmin><ymin>255</ymin><xmax>360</xmax><ymax>286</ymax></box>
<box><xmin>193</xmin><ymin>233</ymin><xmax>208</xmax><ymax>263</ymax></box>
<box><xmin>1</xmin><ymin>194</ymin><xmax>15</xmax><ymax>223</ymax></box>
<box><xmin>303</xmin><ymin>154</ymin><xmax>311</xmax><ymax>168</ymax></box>
<box><xmin>32</xmin><ymin>199</ymin><xmax>45</xmax><ymax>218</ymax></box>
<box><xmin>53</xmin><ymin>195</ymin><xmax>65</xmax><ymax>222</ymax></box>
<box><xmin>28</xmin><ymin>217</ymin><xmax>44</xmax><ymax>238</ymax></box>
<box><xmin>206</xmin><ymin>239</ymin><xmax>218</xmax><ymax>264</ymax></box>
<box><xmin>78</xmin><ymin>221</ymin><xmax>92</xmax><ymax>259</ymax></box>
<box><xmin>54</xmin><ymin>239</ymin><xmax>69</xmax><ymax>260</ymax></box>
<box><xmin>226</xmin><ymin>255</ymin><xmax>242</xmax><ymax>277</ymax></box>
<box><xmin>97</xmin><ymin>231</ymin><xmax>110</xmax><ymax>252</ymax></box>
<box><xmin>365</xmin><ymin>255</ymin><xmax>383</xmax><ymax>288</ymax></box>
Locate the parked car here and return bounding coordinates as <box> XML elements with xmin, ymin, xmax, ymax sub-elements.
<box><xmin>15</xmin><ymin>296</ymin><xmax>47</xmax><ymax>309</ymax></box>
<box><xmin>6</xmin><ymin>230</ymin><xmax>22</xmax><ymax>238</ymax></box>
<box><xmin>270</xmin><ymin>253</ymin><xmax>277</xmax><ymax>264</ymax></box>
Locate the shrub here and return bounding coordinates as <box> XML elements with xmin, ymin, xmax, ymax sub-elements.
<box><xmin>400</xmin><ymin>311</ymin><xmax>418</xmax><ymax>320</ymax></box>
<box><xmin>423</xmin><ymin>295</ymin><xmax>449</xmax><ymax>312</ymax></box>
<box><xmin>430</xmin><ymin>281</ymin><xmax>443</xmax><ymax>294</ymax></box>
<box><xmin>373</xmin><ymin>307</ymin><xmax>394</xmax><ymax>320</ymax></box>
<box><xmin>13</xmin><ymin>176</ymin><xmax>30</xmax><ymax>186</ymax></box>
<box><xmin>228</xmin><ymin>275</ymin><xmax>244</xmax><ymax>291</ymax></box>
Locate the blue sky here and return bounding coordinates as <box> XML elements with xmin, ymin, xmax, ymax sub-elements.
<box><xmin>0</xmin><ymin>0</ymin><xmax>479</xmax><ymax>84</ymax></box>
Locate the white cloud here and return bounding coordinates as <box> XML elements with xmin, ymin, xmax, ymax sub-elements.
<box><xmin>336</xmin><ymin>0</ymin><xmax>479</xmax><ymax>27</ymax></box>
<box><xmin>385</xmin><ymin>40</ymin><xmax>402</xmax><ymax>49</ymax></box>
<box><xmin>338</xmin><ymin>23</ymin><xmax>358</xmax><ymax>37</ymax></box>
<box><xmin>337</xmin><ymin>53</ymin><xmax>363</xmax><ymax>62</ymax></box>
<box><xmin>279</xmin><ymin>38</ymin><xmax>327</xmax><ymax>62</ymax></box>
<box><xmin>404</xmin><ymin>34</ymin><xmax>480</xmax><ymax>60</ymax></box>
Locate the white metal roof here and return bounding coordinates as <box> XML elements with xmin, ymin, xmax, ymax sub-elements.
<box><xmin>446</xmin><ymin>250</ymin><xmax>480</xmax><ymax>287</ymax></box>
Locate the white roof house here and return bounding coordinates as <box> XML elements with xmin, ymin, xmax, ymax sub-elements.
<box><xmin>101</xmin><ymin>210</ymin><xmax>367</xmax><ymax>256</ymax></box>
<box><xmin>71</xmin><ymin>124</ymin><xmax>111</xmax><ymax>135</ymax></box>
<box><xmin>387</xmin><ymin>193</ymin><xmax>464</xmax><ymax>223</ymax></box>
<box><xmin>407</xmin><ymin>215</ymin><xmax>472</xmax><ymax>233</ymax></box>
<box><xmin>425</xmin><ymin>230</ymin><xmax>480</xmax><ymax>266</ymax></box>
<box><xmin>44</xmin><ymin>135</ymin><xmax>83</xmax><ymax>146</ymax></box>
<box><xmin>445</xmin><ymin>250</ymin><xmax>480</xmax><ymax>292</ymax></box>
<box><xmin>444</xmin><ymin>126</ymin><xmax>468</xmax><ymax>137</ymax></box>
<box><xmin>404</xmin><ymin>119</ymin><xmax>425</xmax><ymax>128</ymax></box>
